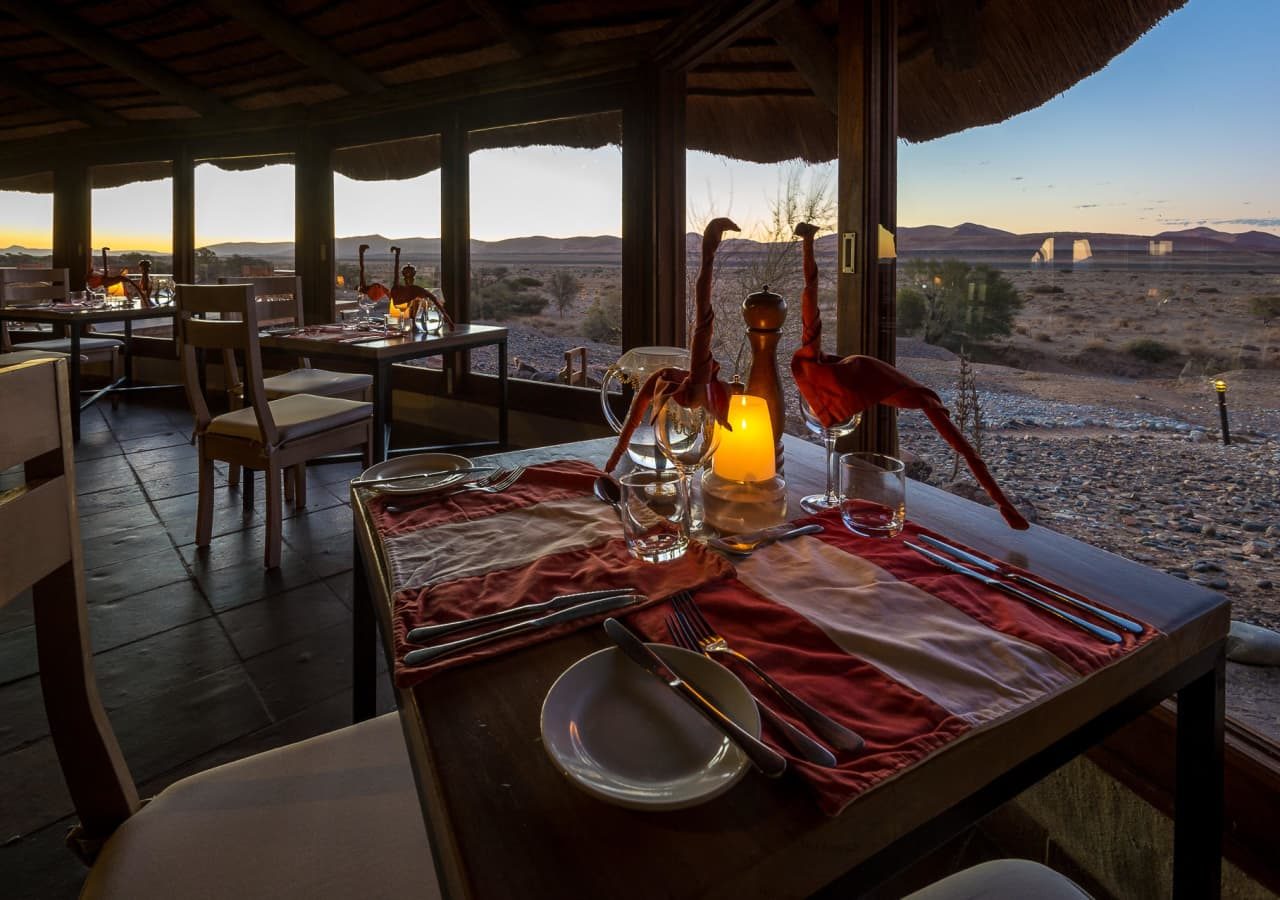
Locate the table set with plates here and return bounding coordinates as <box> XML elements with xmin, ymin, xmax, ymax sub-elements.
<box><xmin>347</xmin><ymin>434</ymin><xmax>1228</xmax><ymax>900</ymax></box>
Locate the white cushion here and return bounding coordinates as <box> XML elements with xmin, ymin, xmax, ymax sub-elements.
<box><xmin>83</xmin><ymin>713</ymin><xmax>440</xmax><ymax>900</ymax></box>
<box><xmin>17</xmin><ymin>337</ymin><xmax>123</xmax><ymax>353</ymax></box>
<box><xmin>208</xmin><ymin>394</ymin><xmax>371</xmax><ymax>444</ymax></box>
<box><xmin>263</xmin><ymin>368</ymin><xmax>373</xmax><ymax>400</ymax></box>
<box><xmin>0</xmin><ymin>349</ymin><xmax>68</xmax><ymax>367</ymax></box>
<box><xmin>904</xmin><ymin>860</ymin><xmax>1092</xmax><ymax>899</ymax></box>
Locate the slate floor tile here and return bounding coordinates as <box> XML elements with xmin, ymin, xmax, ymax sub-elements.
<box><xmin>0</xmin><ymin>590</ymin><xmax>33</xmax><ymax>636</ymax></box>
<box><xmin>88</xmin><ymin>581</ymin><xmax>213</xmax><ymax>655</ymax></box>
<box><xmin>194</xmin><ymin>557</ymin><xmax>319</xmax><ymax>613</ymax></box>
<box><xmin>0</xmin><ymin>738</ymin><xmax>74</xmax><ymax>839</ymax></box>
<box><xmin>244</xmin><ymin>621</ymin><xmax>384</xmax><ymax>720</ymax></box>
<box><xmin>85</xmin><ymin>545</ymin><xmax>189</xmax><ymax>604</ymax></box>
<box><xmin>79</xmin><ymin>501</ymin><xmax>161</xmax><ymax>542</ymax></box>
<box><xmin>75</xmin><ymin>483</ymin><xmax>146</xmax><ymax>518</ymax></box>
<box><xmin>217</xmin><ymin>580</ymin><xmax>350</xmax><ymax>660</ymax></box>
<box><xmin>93</xmin><ymin>618</ymin><xmax>240</xmax><ymax>711</ymax></box>
<box><xmin>0</xmin><ymin>817</ymin><xmax>84</xmax><ymax>900</ymax></box>
<box><xmin>72</xmin><ymin>430</ymin><xmax>123</xmax><ymax>462</ymax></box>
<box><xmin>81</xmin><ymin>522</ymin><xmax>174</xmax><ymax>570</ymax></box>
<box><xmin>118</xmin><ymin>428</ymin><xmax>192</xmax><ymax>454</ymax></box>
<box><xmin>74</xmin><ymin>455</ymin><xmax>137</xmax><ymax>494</ymax></box>
<box><xmin>0</xmin><ymin>676</ymin><xmax>49</xmax><ymax>754</ymax></box>
<box><xmin>126</xmin><ymin>442</ymin><xmax>201</xmax><ymax>471</ymax></box>
<box><xmin>0</xmin><ymin>625</ymin><xmax>37</xmax><ymax>685</ymax></box>
<box><xmin>153</xmin><ymin>493</ymin><xmax>261</xmax><ymax>546</ymax></box>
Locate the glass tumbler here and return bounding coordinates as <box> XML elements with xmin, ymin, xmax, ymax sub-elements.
<box><xmin>839</xmin><ymin>452</ymin><xmax>906</xmax><ymax>538</ymax></box>
<box><xmin>618</xmin><ymin>470</ymin><xmax>690</xmax><ymax>563</ymax></box>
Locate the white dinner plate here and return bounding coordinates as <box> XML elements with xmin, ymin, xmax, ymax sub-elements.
<box><xmin>357</xmin><ymin>452</ymin><xmax>472</xmax><ymax>494</ymax></box>
<box><xmin>541</xmin><ymin>644</ymin><xmax>761</xmax><ymax>810</ymax></box>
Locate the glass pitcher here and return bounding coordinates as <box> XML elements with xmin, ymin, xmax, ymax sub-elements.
<box><xmin>600</xmin><ymin>346</ymin><xmax>689</xmax><ymax>469</ymax></box>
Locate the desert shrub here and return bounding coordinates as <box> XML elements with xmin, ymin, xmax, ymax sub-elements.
<box><xmin>514</xmin><ymin>276</ymin><xmax>543</xmax><ymax>288</ymax></box>
<box><xmin>897</xmin><ymin>289</ymin><xmax>926</xmax><ymax>334</ymax></box>
<box><xmin>582</xmin><ymin>290</ymin><xmax>621</xmax><ymax>343</ymax></box>
<box><xmin>897</xmin><ymin>259</ymin><xmax>1024</xmax><ymax>347</ymax></box>
<box><xmin>1125</xmin><ymin>339</ymin><xmax>1178</xmax><ymax>364</ymax></box>
<box><xmin>549</xmin><ymin>270</ymin><xmax>581</xmax><ymax>318</ymax></box>
<box><xmin>1030</xmin><ymin>284</ymin><xmax>1064</xmax><ymax>294</ymax></box>
<box><xmin>1249</xmin><ymin>295</ymin><xmax>1280</xmax><ymax>325</ymax></box>
<box><xmin>473</xmin><ymin>279</ymin><xmax>548</xmax><ymax>319</ymax></box>
<box><xmin>1035</xmin><ymin>333</ymin><xmax>1053</xmax><ymax>343</ymax></box>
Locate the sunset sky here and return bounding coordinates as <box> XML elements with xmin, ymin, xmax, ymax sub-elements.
<box><xmin>1</xmin><ymin>0</ymin><xmax>1276</xmax><ymax>250</ymax></box>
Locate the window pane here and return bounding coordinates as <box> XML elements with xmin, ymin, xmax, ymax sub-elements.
<box><xmin>469</xmin><ymin>112</ymin><xmax>622</xmax><ymax>383</ymax></box>
<box><xmin>194</xmin><ymin>156</ymin><xmax>295</xmax><ymax>283</ymax></box>
<box><xmin>0</xmin><ymin>173</ymin><xmax>53</xmax><ymax>267</ymax></box>
<box><xmin>91</xmin><ymin>160</ymin><xmax>173</xmax><ymax>280</ymax></box>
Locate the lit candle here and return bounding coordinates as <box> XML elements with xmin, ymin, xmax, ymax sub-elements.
<box><xmin>712</xmin><ymin>394</ymin><xmax>776</xmax><ymax>482</ymax></box>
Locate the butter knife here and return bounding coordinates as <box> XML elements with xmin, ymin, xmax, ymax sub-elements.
<box><xmin>407</xmin><ymin>588</ymin><xmax>637</xmax><ymax>643</ymax></box>
<box><xmin>906</xmin><ymin>542</ymin><xmax>1123</xmax><ymax>644</ymax></box>
<box><xmin>603</xmin><ymin>619</ymin><xmax>787</xmax><ymax>778</ymax></box>
<box><xmin>917</xmin><ymin>534</ymin><xmax>1143</xmax><ymax>635</ymax></box>
<box><xmin>403</xmin><ymin>592</ymin><xmax>643</xmax><ymax>667</ymax></box>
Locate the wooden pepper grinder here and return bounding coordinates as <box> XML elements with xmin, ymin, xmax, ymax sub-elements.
<box><xmin>742</xmin><ymin>284</ymin><xmax>787</xmax><ymax>474</ymax></box>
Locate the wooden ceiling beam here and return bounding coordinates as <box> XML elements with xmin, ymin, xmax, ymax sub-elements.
<box><xmin>0</xmin><ymin>0</ymin><xmax>232</xmax><ymax>117</ymax></box>
<box><xmin>652</xmin><ymin>0</ymin><xmax>796</xmax><ymax>71</ymax></box>
<box><xmin>204</xmin><ymin>0</ymin><xmax>385</xmax><ymax>95</ymax></box>
<box><xmin>766</xmin><ymin>2</ymin><xmax>838</xmax><ymax>114</ymax></box>
<box><xmin>466</xmin><ymin>0</ymin><xmax>545</xmax><ymax>57</ymax></box>
<box><xmin>2</xmin><ymin>66</ymin><xmax>127</xmax><ymax>129</ymax></box>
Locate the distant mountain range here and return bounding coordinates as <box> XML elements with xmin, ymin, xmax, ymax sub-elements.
<box><xmin>5</xmin><ymin>224</ymin><xmax>1277</xmax><ymax>261</ymax></box>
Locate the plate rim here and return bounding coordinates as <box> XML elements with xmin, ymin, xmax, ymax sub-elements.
<box><xmin>357</xmin><ymin>452</ymin><xmax>471</xmax><ymax>494</ymax></box>
<box><xmin>540</xmin><ymin>643</ymin><xmax>761</xmax><ymax>811</ymax></box>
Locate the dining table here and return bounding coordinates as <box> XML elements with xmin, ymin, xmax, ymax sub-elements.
<box><xmin>0</xmin><ymin>300</ymin><xmax>177</xmax><ymax>440</ymax></box>
<box><xmin>349</xmin><ymin>434</ymin><xmax>1228</xmax><ymax>900</ymax></box>
<box><xmin>259</xmin><ymin>322</ymin><xmax>508</xmax><ymax>462</ymax></box>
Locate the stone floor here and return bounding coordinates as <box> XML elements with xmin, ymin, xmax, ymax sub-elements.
<box><xmin>0</xmin><ymin>397</ymin><xmax>397</xmax><ymax>898</ymax></box>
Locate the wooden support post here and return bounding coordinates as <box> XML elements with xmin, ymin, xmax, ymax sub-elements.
<box><xmin>441</xmin><ymin>116</ymin><xmax>470</xmax><ymax>383</ymax></box>
<box><xmin>52</xmin><ymin>164</ymin><xmax>90</xmax><ymax>292</ymax></box>
<box><xmin>622</xmin><ymin>65</ymin><xmax>686</xmax><ymax>349</ymax></box>
<box><xmin>295</xmin><ymin>134</ymin><xmax>335</xmax><ymax>325</ymax></box>
<box><xmin>836</xmin><ymin>0</ymin><xmax>897</xmax><ymax>455</ymax></box>
<box><xmin>172</xmin><ymin>148</ymin><xmax>195</xmax><ymax>285</ymax></box>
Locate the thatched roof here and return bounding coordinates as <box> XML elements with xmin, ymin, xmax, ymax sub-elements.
<box><xmin>0</xmin><ymin>0</ymin><xmax>1185</xmax><ymax>189</ymax></box>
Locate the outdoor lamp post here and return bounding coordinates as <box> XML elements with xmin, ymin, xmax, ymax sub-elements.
<box><xmin>1213</xmin><ymin>379</ymin><xmax>1230</xmax><ymax>446</ymax></box>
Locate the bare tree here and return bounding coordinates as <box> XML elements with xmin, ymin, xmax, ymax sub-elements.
<box><xmin>549</xmin><ymin>269</ymin><xmax>581</xmax><ymax>318</ymax></box>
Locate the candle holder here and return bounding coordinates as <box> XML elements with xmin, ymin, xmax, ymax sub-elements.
<box><xmin>702</xmin><ymin>393</ymin><xmax>787</xmax><ymax>533</ymax></box>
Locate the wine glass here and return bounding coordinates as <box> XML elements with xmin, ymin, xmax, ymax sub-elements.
<box><xmin>357</xmin><ymin>291</ymin><xmax>373</xmax><ymax>324</ymax></box>
<box><xmin>799</xmin><ymin>395</ymin><xmax>862</xmax><ymax>514</ymax></box>
<box><xmin>654</xmin><ymin>402</ymin><xmax>721</xmax><ymax>538</ymax></box>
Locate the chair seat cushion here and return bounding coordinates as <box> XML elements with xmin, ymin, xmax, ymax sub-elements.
<box><xmin>208</xmin><ymin>394</ymin><xmax>371</xmax><ymax>445</ymax></box>
<box><xmin>904</xmin><ymin>860</ymin><xmax>1092</xmax><ymax>899</ymax></box>
<box><xmin>83</xmin><ymin>713</ymin><xmax>440</xmax><ymax>900</ymax></box>
<box><xmin>17</xmin><ymin>336</ymin><xmax>123</xmax><ymax>353</ymax></box>
<box><xmin>0</xmin><ymin>349</ymin><xmax>69</xmax><ymax>367</ymax></box>
<box><xmin>263</xmin><ymin>368</ymin><xmax>373</xmax><ymax>399</ymax></box>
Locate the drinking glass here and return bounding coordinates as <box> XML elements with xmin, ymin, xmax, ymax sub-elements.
<box><xmin>839</xmin><ymin>452</ymin><xmax>906</xmax><ymax>538</ymax></box>
<box><xmin>357</xmin><ymin>291</ymin><xmax>373</xmax><ymax>323</ymax></box>
<box><xmin>618</xmin><ymin>470</ymin><xmax>689</xmax><ymax>563</ymax></box>
<box><xmin>654</xmin><ymin>402</ymin><xmax>720</xmax><ymax>538</ymax></box>
<box><xmin>799</xmin><ymin>395</ymin><xmax>862</xmax><ymax>514</ymax></box>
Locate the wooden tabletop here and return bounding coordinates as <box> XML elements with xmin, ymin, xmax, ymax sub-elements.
<box><xmin>353</xmin><ymin>435</ymin><xmax>1228</xmax><ymax>900</ymax></box>
<box><xmin>0</xmin><ymin>302</ymin><xmax>176</xmax><ymax>324</ymax></box>
<box><xmin>260</xmin><ymin>322</ymin><xmax>506</xmax><ymax>362</ymax></box>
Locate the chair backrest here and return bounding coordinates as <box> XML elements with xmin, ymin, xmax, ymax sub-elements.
<box><xmin>0</xmin><ymin>358</ymin><xmax>140</xmax><ymax>856</ymax></box>
<box><xmin>174</xmin><ymin>283</ymin><xmax>280</xmax><ymax>448</ymax></box>
<box><xmin>218</xmin><ymin>275</ymin><xmax>304</xmax><ymax>327</ymax></box>
<box><xmin>0</xmin><ymin>268</ymin><xmax>69</xmax><ymax>351</ymax></box>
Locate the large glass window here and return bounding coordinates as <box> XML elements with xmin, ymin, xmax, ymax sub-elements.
<box><xmin>0</xmin><ymin>173</ymin><xmax>53</xmax><ymax>267</ymax></box>
<box><xmin>91</xmin><ymin>161</ymin><xmax>173</xmax><ymax>289</ymax></box>
<box><xmin>469</xmin><ymin>112</ymin><xmax>622</xmax><ymax>383</ymax></box>
<box><xmin>194</xmin><ymin>155</ymin><xmax>295</xmax><ymax>283</ymax></box>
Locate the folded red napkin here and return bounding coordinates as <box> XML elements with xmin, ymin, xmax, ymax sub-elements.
<box><xmin>366</xmin><ymin>460</ymin><xmax>735</xmax><ymax>687</ymax></box>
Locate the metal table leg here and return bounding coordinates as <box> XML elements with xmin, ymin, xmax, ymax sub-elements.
<box><xmin>1173</xmin><ymin>647</ymin><xmax>1225</xmax><ymax>900</ymax></box>
<box><xmin>374</xmin><ymin>359</ymin><xmax>392</xmax><ymax>462</ymax></box>
<box><xmin>352</xmin><ymin>532</ymin><xmax>377</xmax><ymax>722</ymax></box>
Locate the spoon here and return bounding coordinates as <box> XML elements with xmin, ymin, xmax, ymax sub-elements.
<box><xmin>593</xmin><ymin>474</ymin><xmax>623</xmax><ymax>516</ymax></box>
<box><xmin>709</xmin><ymin>523</ymin><xmax>824</xmax><ymax>556</ymax></box>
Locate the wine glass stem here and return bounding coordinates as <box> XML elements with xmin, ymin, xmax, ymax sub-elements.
<box><xmin>823</xmin><ymin>429</ymin><xmax>839</xmax><ymax>504</ymax></box>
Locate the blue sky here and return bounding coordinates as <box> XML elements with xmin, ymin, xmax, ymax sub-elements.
<box><xmin>2</xmin><ymin>0</ymin><xmax>1276</xmax><ymax>248</ymax></box>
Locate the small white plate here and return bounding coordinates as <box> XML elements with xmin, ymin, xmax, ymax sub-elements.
<box><xmin>357</xmin><ymin>452</ymin><xmax>471</xmax><ymax>494</ymax></box>
<box><xmin>541</xmin><ymin>644</ymin><xmax>761</xmax><ymax>810</ymax></box>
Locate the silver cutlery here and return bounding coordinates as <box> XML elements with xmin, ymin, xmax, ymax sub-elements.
<box><xmin>408</xmin><ymin>587</ymin><xmax>637</xmax><ymax>643</ymax></box>
<box><xmin>350</xmin><ymin>465</ymin><xmax>495</xmax><ymax>489</ymax></box>
<box><xmin>709</xmin><ymin>523</ymin><xmax>824</xmax><ymax>556</ymax></box>
<box><xmin>917</xmin><ymin>534</ymin><xmax>1143</xmax><ymax>635</ymax></box>
<box><xmin>667</xmin><ymin>613</ymin><xmax>837</xmax><ymax>767</ymax></box>
<box><xmin>403</xmin><ymin>591</ymin><xmax>643</xmax><ymax>667</ymax></box>
<box><xmin>906</xmin><ymin>542</ymin><xmax>1123</xmax><ymax>644</ymax></box>
<box><xmin>603</xmin><ymin>618</ymin><xmax>787</xmax><ymax>778</ymax></box>
<box><xmin>671</xmin><ymin>592</ymin><xmax>865</xmax><ymax>753</ymax></box>
<box><xmin>384</xmin><ymin>467</ymin><xmax>526</xmax><ymax>513</ymax></box>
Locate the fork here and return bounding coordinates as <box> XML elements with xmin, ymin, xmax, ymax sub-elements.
<box><xmin>385</xmin><ymin>467</ymin><xmax>525</xmax><ymax>513</ymax></box>
<box><xmin>671</xmin><ymin>592</ymin><xmax>865</xmax><ymax>753</ymax></box>
<box><xmin>667</xmin><ymin>614</ymin><xmax>837</xmax><ymax>767</ymax></box>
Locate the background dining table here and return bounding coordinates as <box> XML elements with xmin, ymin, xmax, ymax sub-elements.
<box><xmin>350</xmin><ymin>434</ymin><xmax>1228</xmax><ymax>900</ymax></box>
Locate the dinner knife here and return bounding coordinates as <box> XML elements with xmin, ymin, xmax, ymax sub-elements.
<box><xmin>350</xmin><ymin>466</ymin><xmax>495</xmax><ymax>489</ymax></box>
<box><xmin>403</xmin><ymin>592</ymin><xmax>644</xmax><ymax>667</ymax></box>
<box><xmin>603</xmin><ymin>618</ymin><xmax>787</xmax><ymax>778</ymax></box>
<box><xmin>708</xmin><ymin>523</ymin><xmax>824</xmax><ymax>555</ymax></box>
<box><xmin>407</xmin><ymin>588</ymin><xmax>638</xmax><ymax>643</ymax></box>
<box><xmin>917</xmin><ymin>534</ymin><xmax>1144</xmax><ymax>635</ymax></box>
<box><xmin>905</xmin><ymin>542</ymin><xmax>1123</xmax><ymax>645</ymax></box>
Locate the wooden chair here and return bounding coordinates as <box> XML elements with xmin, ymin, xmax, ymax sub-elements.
<box><xmin>0</xmin><ymin>358</ymin><xmax>439</xmax><ymax>900</ymax></box>
<box><xmin>218</xmin><ymin>275</ymin><xmax>373</xmax><ymax>497</ymax></box>
<box><xmin>175</xmin><ymin>284</ymin><xmax>374</xmax><ymax>568</ymax></box>
<box><xmin>0</xmin><ymin>268</ymin><xmax>124</xmax><ymax>394</ymax></box>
